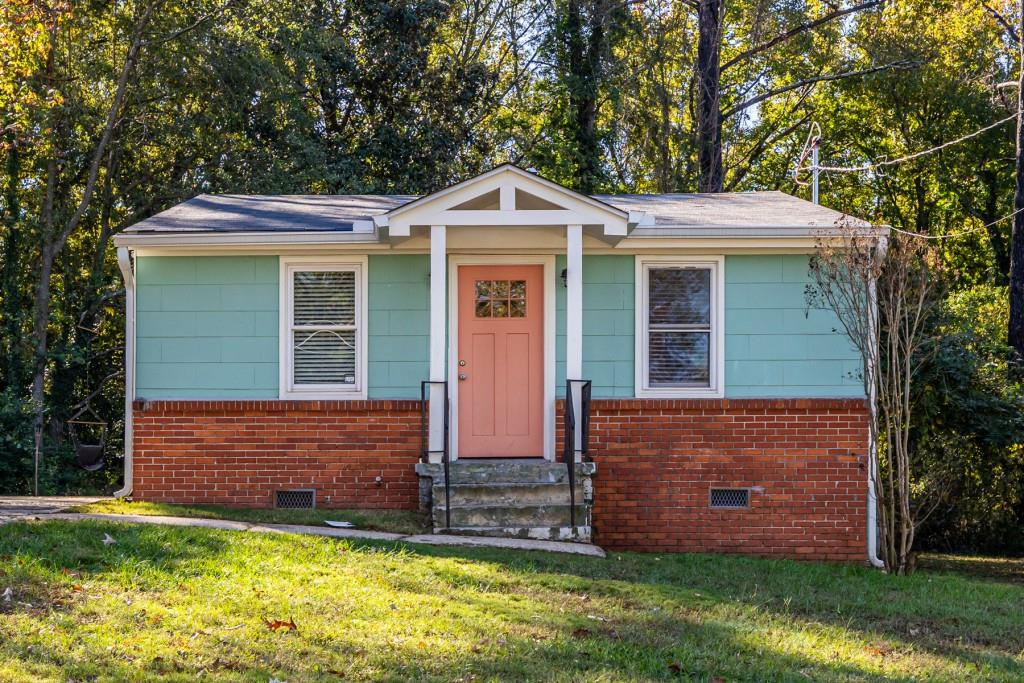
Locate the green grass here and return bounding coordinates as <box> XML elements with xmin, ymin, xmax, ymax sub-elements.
<box><xmin>71</xmin><ymin>499</ymin><xmax>425</xmax><ymax>535</ymax></box>
<box><xmin>0</xmin><ymin>519</ymin><xmax>1021</xmax><ymax>682</ymax></box>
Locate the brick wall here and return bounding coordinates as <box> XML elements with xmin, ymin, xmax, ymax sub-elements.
<box><xmin>131</xmin><ymin>400</ymin><xmax>421</xmax><ymax>508</ymax></box>
<box><xmin>578</xmin><ymin>398</ymin><xmax>869</xmax><ymax>561</ymax></box>
<box><xmin>132</xmin><ymin>397</ymin><xmax>868</xmax><ymax>561</ymax></box>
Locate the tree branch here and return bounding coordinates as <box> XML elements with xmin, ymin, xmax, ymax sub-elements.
<box><xmin>53</xmin><ymin>0</ymin><xmax>161</xmax><ymax>255</ymax></box>
<box><xmin>722</xmin><ymin>60</ymin><xmax>917</xmax><ymax>119</ymax></box>
<box><xmin>982</xmin><ymin>2</ymin><xmax>1020</xmax><ymax>44</ymax></box>
<box><xmin>721</xmin><ymin>1</ymin><xmax>881</xmax><ymax>72</ymax></box>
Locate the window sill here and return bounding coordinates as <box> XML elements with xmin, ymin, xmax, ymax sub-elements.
<box><xmin>634</xmin><ymin>387</ymin><xmax>724</xmax><ymax>400</ymax></box>
<box><xmin>279</xmin><ymin>389</ymin><xmax>368</xmax><ymax>401</ymax></box>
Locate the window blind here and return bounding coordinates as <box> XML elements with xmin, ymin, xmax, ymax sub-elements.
<box><xmin>647</xmin><ymin>267</ymin><xmax>711</xmax><ymax>387</ymax></box>
<box><xmin>291</xmin><ymin>270</ymin><xmax>357</xmax><ymax>386</ymax></box>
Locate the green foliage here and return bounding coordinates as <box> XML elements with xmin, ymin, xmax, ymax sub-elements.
<box><xmin>914</xmin><ymin>286</ymin><xmax>1024</xmax><ymax>553</ymax></box>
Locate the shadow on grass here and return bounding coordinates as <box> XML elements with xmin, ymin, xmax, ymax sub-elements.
<box><xmin>0</xmin><ymin>519</ymin><xmax>1021</xmax><ymax>681</ymax></box>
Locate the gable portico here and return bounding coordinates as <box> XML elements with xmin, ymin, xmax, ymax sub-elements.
<box><xmin>372</xmin><ymin>164</ymin><xmax>638</xmax><ymax>463</ymax></box>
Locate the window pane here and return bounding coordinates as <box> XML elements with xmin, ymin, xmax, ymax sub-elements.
<box><xmin>293</xmin><ymin>330</ymin><xmax>356</xmax><ymax>384</ymax></box>
<box><xmin>649</xmin><ymin>331</ymin><xmax>709</xmax><ymax>386</ymax></box>
<box><xmin>649</xmin><ymin>268</ymin><xmax>710</xmax><ymax>327</ymax></box>
<box><xmin>293</xmin><ymin>271</ymin><xmax>355</xmax><ymax>326</ymax></box>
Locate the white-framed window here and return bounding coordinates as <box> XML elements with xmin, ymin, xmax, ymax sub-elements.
<box><xmin>279</xmin><ymin>256</ymin><xmax>368</xmax><ymax>399</ymax></box>
<box><xmin>635</xmin><ymin>256</ymin><xmax>724</xmax><ymax>398</ymax></box>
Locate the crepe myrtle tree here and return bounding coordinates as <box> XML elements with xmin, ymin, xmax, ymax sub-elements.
<box><xmin>807</xmin><ymin>223</ymin><xmax>945</xmax><ymax>575</ymax></box>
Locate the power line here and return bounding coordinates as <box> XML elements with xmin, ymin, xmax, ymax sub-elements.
<box><xmin>888</xmin><ymin>206</ymin><xmax>1024</xmax><ymax>241</ymax></box>
<box><xmin>795</xmin><ymin>111</ymin><xmax>1019</xmax><ymax>177</ymax></box>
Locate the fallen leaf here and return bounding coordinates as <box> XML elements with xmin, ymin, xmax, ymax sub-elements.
<box><xmin>71</xmin><ymin>585</ymin><xmax>84</xmax><ymax>593</ymax></box>
<box><xmin>571</xmin><ymin>627</ymin><xmax>592</xmax><ymax>639</ymax></box>
<box><xmin>61</xmin><ymin>568</ymin><xmax>80</xmax><ymax>578</ymax></box>
<box><xmin>328</xmin><ymin>670</ymin><xmax>346</xmax><ymax>679</ymax></box>
<box><xmin>264</xmin><ymin>617</ymin><xmax>297</xmax><ymax>632</ymax></box>
<box><xmin>102</xmin><ymin>533</ymin><xmax>117</xmax><ymax>546</ymax></box>
<box><xmin>667</xmin><ymin>661</ymin><xmax>682</xmax><ymax>675</ymax></box>
<box><xmin>864</xmin><ymin>642</ymin><xmax>893</xmax><ymax>657</ymax></box>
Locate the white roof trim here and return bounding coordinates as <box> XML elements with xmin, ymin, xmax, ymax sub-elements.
<box><xmin>385</xmin><ymin>164</ymin><xmax>628</xmax><ymax>220</ymax></box>
<box><xmin>113</xmin><ymin>230</ymin><xmax>382</xmax><ymax>248</ymax></box>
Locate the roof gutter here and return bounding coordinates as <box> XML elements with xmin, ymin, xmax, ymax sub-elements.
<box><xmin>866</xmin><ymin>236</ymin><xmax>889</xmax><ymax>569</ymax></box>
<box><xmin>114</xmin><ymin>247</ymin><xmax>135</xmax><ymax>498</ymax></box>
<box><xmin>112</xmin><ymin>228</ymin><xmax>379</xmax><ymax>248</ymax></box>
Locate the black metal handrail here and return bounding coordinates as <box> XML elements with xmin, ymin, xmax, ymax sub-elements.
<box><xmin>563</xmin><ymin>379</ymin><xmax>592</xmax><ymax>530</ymax></box>
<box><xmin>420</xmin><ymin>380</ymin><xmax>451</xmax><ymax>528</ymax></box>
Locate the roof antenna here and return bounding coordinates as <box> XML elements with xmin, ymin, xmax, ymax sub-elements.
<box><xmin>811</xmin><ymin>133</ymin><xmax>821</xmax><ymax>205</ymax></box>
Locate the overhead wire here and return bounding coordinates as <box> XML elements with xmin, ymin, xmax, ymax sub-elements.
<box><xmin>793</xmin><ymin>112</ymin><xmax>1022</xmax><ymax>239</ymax></box>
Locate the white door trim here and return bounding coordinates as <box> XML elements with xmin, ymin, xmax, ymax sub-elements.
<box><xmin>448</xmin><ymin>254</ymin><xmax>556</xmax><ymax>461</ymax></box>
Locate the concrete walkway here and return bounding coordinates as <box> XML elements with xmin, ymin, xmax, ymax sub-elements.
<box><xmin>0</xmin><ymin>496</ymin><xmax>107</xmax><ymax>522</ymax></box>
<box><xmin>11</xmin><ymin>511</ymin><xmax>607</xmax><ymax>558</ymax></box>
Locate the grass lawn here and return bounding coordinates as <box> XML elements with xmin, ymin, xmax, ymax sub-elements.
<box><xmin>71</xmin><ymin>499</ymin><xmax>425</xmax><ymax>535</ymax></box>
<box><xmin>0</xmin><ymin>519</ymin><xmax>1021</xmax><ymax>682</ymax></box>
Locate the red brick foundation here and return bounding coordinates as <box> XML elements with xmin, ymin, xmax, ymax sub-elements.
<box><xmin>131</xmin><ymin>400</ymin><xmax>421</xmax><ymax>508</ymax></box>
<box><xmin>131</xmin><ymin>397</ymin><xmax>868</xmax><ymax>561</ymax></box>
<box><xmin>579</xmin><ymin>398</ymin><xmax>869</xmax><ymax>561</ymax></box>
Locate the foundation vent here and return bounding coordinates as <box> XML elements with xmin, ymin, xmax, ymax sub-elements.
<box><xmin>275</xmin><ymin>489</ymin><xmax>316</xmax><ymax>509</ymax></box>
<box><xmin>709</xmin><ymin>488</ymin><xmax>750</xmax><ymax>509</ymax></box>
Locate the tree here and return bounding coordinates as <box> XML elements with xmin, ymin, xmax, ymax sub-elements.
<box><xmin>809</xmin><ymin>228</ymin><xmax>944</xmax><ymax>574</ymax></box>
<box><xmin>691</xmin><ymin>0</ymin><xmax>886</xmax><ymax>192</ymax></box>
<box><xmin>1010</xmin><ymin>1</ymin><xmax>1024</xmax><ymax>365</ymax></box>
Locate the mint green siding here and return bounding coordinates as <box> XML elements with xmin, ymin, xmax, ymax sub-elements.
<box><xmin>724</xmin><ymin>254</ymin><xmax>862</xmax><ymax>397</ymax></box>
<box><xmin>133</xmin><ymin>251</ymin><xmax>858</xmax><ymax>401</ymax></box>
<box><xmin>557</xmin><ymin>255</ymin><xmax>635</xmax><ymax>398</ymax></box>
<box><xmin>367</xmin><ymin>255</ymin><xmax>429</xmax><ymax>398</ymax></box>
<box><xmin>135</xmin><ymin>256</ymin><xmax>279</xmax><ymax>398</ymax></box>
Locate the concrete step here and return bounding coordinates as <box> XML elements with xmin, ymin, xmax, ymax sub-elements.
<box><xmin>432</xmin><ymin>503</ymin><xmax>590</xmax><ymax>528</ymax></box>
<box><xmin>418</xmin><ymin>460</ymin><xmax>596</xmax><ymax>485</ymax></box>
<box><xmin>440</xmin><ymin>525</ymin><xmax>592</xmax><ymax>542</ymax></box>
<box><xmin>431</xmin><ymin>482</ymin><xmax>585</xmax><ymax>507</ymax></box>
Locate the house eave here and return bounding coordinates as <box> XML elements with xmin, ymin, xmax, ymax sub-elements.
<box><xmin>112</xmin><ymin>229</ymin><xmax>382</xmax><ymax>248</ymax></box>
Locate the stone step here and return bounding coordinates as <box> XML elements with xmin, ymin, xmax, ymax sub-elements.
<box><xmin>440</xmin><ymin>525</ymin><xmax>592</xmax><ymax>543</ymax></box>
<box><xmin>432</xmin><ymin>503</ymin><xmax>590</xmax><ymax>528</ymax></box>
<box><xmin>431</xmin><ymin>482</ymin><xmax>586</xmax><ymax>507</ymax></box>
<box><xmin>418</xmin><ymin>460</ymin><xmax>596</xmax><ymax>485</ymax></box>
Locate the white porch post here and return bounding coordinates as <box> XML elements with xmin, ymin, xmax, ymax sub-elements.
<box><xmin>428</xmin><ymin>224</ymin><xmax>447</xmax><ymax>463</ymax></box>
<box><xmin>566</xmin><ymin>224</ymin><xmax>583</xmax><ymax>460</ymax></box>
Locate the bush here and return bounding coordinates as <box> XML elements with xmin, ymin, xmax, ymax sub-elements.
<box><xmin>914</xmin><ymin>285</ymin><xmax>1024</xmax><ymax>555</ymax></box>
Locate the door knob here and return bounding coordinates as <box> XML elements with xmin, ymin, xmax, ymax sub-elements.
<box><xmin>458</xmin><ymin>373</ymin><xmax>467</xmax><ymax>381</ymax></box>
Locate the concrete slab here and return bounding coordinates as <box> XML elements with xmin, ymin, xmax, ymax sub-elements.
<box><xmin>15</xmin><ymin>511</ymin><xmax>606</xmax><ymax>557</ymax></box>
<box><xmin>0</xmin><ymin>496</ymin><xmax>108</xmax><ymax>524</ymax></box>
<box><xmin>404</xmin><ymin>533</ymin><xmax>607</xmax><ymax>557</ymax></box>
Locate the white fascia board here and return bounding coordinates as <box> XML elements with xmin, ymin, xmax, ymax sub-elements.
<box><xmin>113</xmin><ymin>230</ymin><xmax>382</xmax><ymax>248</ymax></box>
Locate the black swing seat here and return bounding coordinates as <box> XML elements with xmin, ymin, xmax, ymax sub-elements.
<box><xmin>68</xmin><ymin>419</ymin><xmax>107</xmax><ymax>472</ymax></box>
<box><xmin>75</xmin><ymin>443</ymin><xmax>104</xmax><ymax>471</ymax></box>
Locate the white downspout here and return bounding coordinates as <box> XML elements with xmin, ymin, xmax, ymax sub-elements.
<box><xmin>114</xmin><ymin>247</ymin><xmax>135</xmax><ymax>498</ymax></box>
<box><xmin>866</xmin><ymin>236</ymin><xmax>888</xmax><ymax>568</ymax></box>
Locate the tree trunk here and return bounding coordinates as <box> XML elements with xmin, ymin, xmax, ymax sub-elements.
<box><xmin>1011</xmin><ymin>2</ymin><xmax>1024</xmax><ymax>369</ymax></box>
<box><xmin>696</xmin><ymin>0</ymin><xmax>723</xmax><ymax>193</ymax></box>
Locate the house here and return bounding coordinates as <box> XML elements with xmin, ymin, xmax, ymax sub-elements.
<box><xmin>112</xmin><ymin>164</ymin><xmax>883</xmax><ymax>561</ymax></box>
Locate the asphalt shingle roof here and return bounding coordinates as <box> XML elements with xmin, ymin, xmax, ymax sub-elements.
<box><xmin>122</xmin><ymin>189</ymin><xmax>867</xmax><ymax>235</ymax></box>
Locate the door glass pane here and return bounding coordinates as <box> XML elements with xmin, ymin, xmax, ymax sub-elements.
<box><xmin>474</xmin><ymin>280</ymin><xmax>527</xmax><ymax>317</ymax></box>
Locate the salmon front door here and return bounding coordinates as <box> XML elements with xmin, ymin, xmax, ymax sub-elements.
<box><xmin>457</xmin><ymin>264</ymin><xmax>545</xmax><ymax>457</ymax></box>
